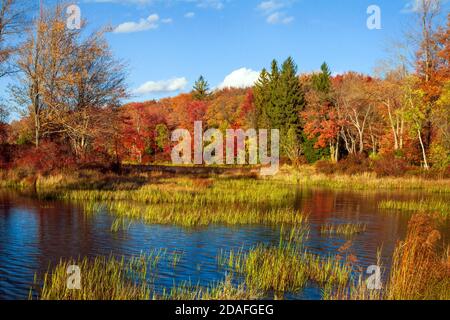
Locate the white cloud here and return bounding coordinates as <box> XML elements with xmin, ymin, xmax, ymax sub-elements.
<box><xmin>266</xmin><ymin>12</ymin><xmax>294</xmax><ymax>24</ymax></box>
<box><xmin>195</xmin><ymin>0</ymin><xmax>224</xmax><ymax>10</ymax></box>
<box><xmin>134</xmin><ymin>77</ymin><xmax>188</xmax><ymax>95</ymax></box>
<box><xmin>133</xmin><ymin>77</ymin><xmax>188</xmax><ymax>95</ymax></box>
<box><xmin>256</xmin><ymin>1</ymin><xmax>294</xmax><ymax>25</ymax></box>
<box><xmin>217</xmin><ymin>68</ymin><xmax>260</xmax><ymax>89</ymax></box>
<box><xmin>401</xmin><ymin>0</ymin><xmax>444</xmax><ymax>14</ymax></box>
<box><xmin>113</xmin><ymin>14</ymin><xmax>161</xmax><ymax>33</ymax></box>
<box><xmin>185</xmin><ymin>12</ymin><xmax>196</xmax><ymax>18</ymax></box>
<box><xmin>401</xmin><ymin>0</ymin><xmax>421</xmax><ymax>13</ymax></box>
<box><xmin>162</xmin><ymin>18</ymin><xmax>173</xmax><ymax>23</ymax></box>
<box><xmin>257</xmin><ymin>0</ymin><xmax>286</xmax><ymax>13</ymax></box>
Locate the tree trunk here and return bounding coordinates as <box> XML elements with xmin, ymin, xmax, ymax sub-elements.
<box><xmin>418</xmin><ymin>128</ymin><xmax>429</xmax><ymax>170</ymax></box>
<box><xmin>34</xmin><ymin>113</ymin><xmax>40</xmax><ymax>148</ymax></box>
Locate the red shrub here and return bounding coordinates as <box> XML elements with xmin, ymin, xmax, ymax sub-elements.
<box><xmin>373</xmin><ymin>154</ymin><xmax>408</xmax><ymax>177</ymax></box>
<box><xmin>13</xmin><ymin>141</ymin><xmax>76</xmax><ymax>174</ymax></box>
<box><xmin>335</xmin><ymin>154</ymin><xmax>371</xmax><ymax>175</ymax></box>
<box><xmin>315</xmin><ymin>160</ymin><xmax>337</xmax><ymax>175</ymax></box>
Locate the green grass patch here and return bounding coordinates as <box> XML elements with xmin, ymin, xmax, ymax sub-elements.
<box><xmin>379</xmin><ymin>200</ymin><xmax>450</xmax><ymax>217</ymax></box>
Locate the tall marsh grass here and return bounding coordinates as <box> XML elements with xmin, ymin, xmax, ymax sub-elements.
<box><xmin>379</xmin><ymin>200</ymin><xmax>450</xmax><ymax>217</ymax></box>
<box><xmin>55</xmin><ymin>178</ymin><xmax>298</xmax><ymax>206</ymax></box>
<box><xmin>35</xmin><ymin>255</ymin><xmax>152</xmax><ymax>300</ymax></box>
<box><xmin>160</xmin><ymin>274</ymin><xmax>262</xmax><ymax>300</ymax></box>
<box><xmin>103</xmin><ymin>202</ymin><xmax>308</xmax><ymax>227</ymax></box>
<box><xmin>33</xmin><ymin>254</ymin><xmax>261</xmax><ymax>300</ymax></box>
<box><xmin>320</xmin><ymin>223</ymin><xmax>367</xmax><ymax>236</ymax></box>
<box><xmin>218</xmin><ymin>230</ymin><xmax>352</xmax><ymax>296</ymax></box>
<box><xmin>327</xmin><ymin>214</ymin><xmax>450</xmax><ymax>300</ymax></box>
<box><xmin>280</xmin><ymin>166</ymin><xmax>450</xmax><ymax>193</ymax></box>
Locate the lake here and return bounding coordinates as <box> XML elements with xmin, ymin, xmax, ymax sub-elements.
<box><xmin>0</xmin><ymin>188</ymin><xmax>448</xmax><ymax>300</ymax></box>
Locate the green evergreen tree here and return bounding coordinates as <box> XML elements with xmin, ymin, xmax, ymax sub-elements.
<box><xmin>254</xmin><ymin>68</ymin><xmax>271</xmax><ymax>128</ymax></box>
<box><xmin>268</xmin><ymin>60</ymin><xmax>282</xmax><ymax>128</ymax></box>
<box><xmin>278</xmin><ymin>57</ymin><xmax>305</xmax><ymax>147</ymax></box>
<box><xmin>253</xmin><ymin>57</ymin><xmax>306</xmax><ymax>158</ymax></box>
<box><xmin>312</xmin><ymin>62</ymin><xmax>332</xmax><ymax>95</ymax></box>
<box><xmin>193</xmin><ymin>75</ymin><xmax>210</xmax><ymax>100</ymax></box>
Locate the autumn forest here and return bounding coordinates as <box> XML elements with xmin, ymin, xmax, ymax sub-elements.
<box><xmin>0</xmin><ymin>3</ymin><xmax>448</xmax><ymax>177</ymax></box>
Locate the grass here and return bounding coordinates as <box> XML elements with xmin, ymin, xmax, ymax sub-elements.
<box><xmin>2</xmin><ymin>164</ymin><xmax>450</xmax><ymax>197</ymax></box>
<box><xmin>32</xmin><ymin>253</ymin><xmax>262</xmax><ymax>300</ymax></box>
<box><xmin>217</xmin><ymin>230</ymin><xmax>352</xmax><ymax>296</ymax></box>
<box><xmin>34</xmin><ymin>255</ymin><xmax>152</xmax><ymax>300</ymax></box>
<box><xmin>53</xmin><ymin>178</ymin><xmax>298</xmax><ymax>206</ymax></box>
<box><xmin>102</xmin><ymin>202</ymin><xmax>308</xmax><ymax>228</ymax></box>
<box><xmin>320</xmin><ymin>223</ymin><xmax>367</xmax><ymax>236</ymax></box>
<box><xmin>279</xmin><ymin>166</ymin><xmax>450</xmax><ymax>193</ymax></box>
<box><xmin>110</xmin><ymin>217</ymin><xmax>132</xmax><ymax>232</ymax></box>
<box><xmin>159</xmin><ymin>274</ymin><xmax>262</xmax><ymax>300</ymax></box>
<box><xmin>326</xmin><ymin>214</ymin><xmax>450</xmax><ymax>300</ymax></box>
<box><xmin>379</xmin><ymin>200</ymin><xmax>450</xmax><ymax>217</ymax></box>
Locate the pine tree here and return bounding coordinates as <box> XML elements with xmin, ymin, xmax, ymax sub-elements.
<box><xmin>252</xmin><ymin>57</ymin><xmax>306</xmax><ymax>157</ymax></box>
<box><xmin>278</xmin><ymin>57</ymin><xmax>305</xmax><ymax>140</ymax></box>
<box><xmin>193</xmin><ymin>75</ymin><xmax>210</xmax><ymax>100</ymax></box>
<box><xmin>312</xmin><ymin>62</ymin><xmax>332</xmax><ymax>95</ymax></box>
<box><xmin>254</xmin><ymin>68</ymin><xmax>271</xmax><ymax>128</ymax></box>
<box><xmin>268</xmin><ymin>60</ymin><xmax>282</xmax><ymax>129</ymax></box>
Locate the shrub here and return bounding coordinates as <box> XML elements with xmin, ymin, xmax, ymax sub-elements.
<box><xmin>315</xmin><ymin>160</ymin><xmax>336</xmax><ymax>175</ymax></box>
<box><xmin>373</xmin><ymin>154</ymin><xmax>408</xmax><ymax>177</ymax></box>
<box><xmin>0</xmin><ymin>144</ymin><xmax>13</xmax><ymax>169</ymax></box>
<box><xmin>12</xmin><ymin>141</ymin><xmax>75</xmax><ymax>174</ymax></box>
<box><xmin>429</xmin><ymin>143</ymin><xmax>450</xmax><ymax>169</ymax></box>
<box><xmin>335</xmin><ymin>154</ymin><xmax>371</xmax><ymax>175</ymax></box>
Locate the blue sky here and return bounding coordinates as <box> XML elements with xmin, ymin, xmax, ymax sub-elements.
<box><xmin>1</xmin><ymin>0</ymin><xmax>449</xmax><ymax>105</ymax></box>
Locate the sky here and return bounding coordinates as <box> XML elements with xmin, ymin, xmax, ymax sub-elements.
<box><xmin>1</xmin><ymin>0</ymin><xmax>449</xmax><ymax>106</ymax></box>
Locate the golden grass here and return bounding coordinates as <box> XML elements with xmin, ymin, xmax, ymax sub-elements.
<box><xmin>218</xmin><ymin>228</ymin><xmax>352</xmax><ymax>296</ymax></box>
<box><xmin>35</xmin><ymin>255</ymin><xmax>152</xmax><ymax>300</ymax></box>
<box><xmin>33</xmin><ymin>254</ymin><xmax>262</xmax><ymax>300</ymax></box>
<box><xmin>278</xmin><ymin>166</ymin><xmax>450</xmax><ymax>193</ymax></box>
<box><xmin>379</xmin><ymin>200</ymin><xmax>450</xmax><ymax>217</ymax></box>
<box><xmin>327</xmin><ymin>214</ymin><xmax>450</xmax><ymax>300</ymax></box>
<box><xmin>320</xmin><ymin>223</ymin><xmax>367</xmax><ymax>236</ymax></box>
<box><xmin>159</xmin><ymin>274</ymin><xmax>262</xmax><ymax>300</ymax></box>
<box><xmin>102</xmin><ymin>202</ymin><xmax>308</xmax><ymax>228</ymax></box>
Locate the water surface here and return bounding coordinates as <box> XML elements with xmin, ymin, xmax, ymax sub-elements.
<box><xmin>0</xmin><ymin>188</ymin><xmax>448</xmax><ymax>300</ymax></box>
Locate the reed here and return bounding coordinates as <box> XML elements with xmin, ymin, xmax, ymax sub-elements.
<box><xmin>385</xmin><ymin>214</ymin><xmax>449</xmax><ymax>300</ymax></box>
<box><xmin>35</xmin><ymin>255</ymin><xmax>152</xmax><ymax>300</ymax></box>
<box><xmin>279</xmin><ymin>167</ymin><xmax>450</xmax><ymax>193</ymax></box>
<box><xmin>103</xmin><ymin>202</ymin><xmax>308</xmax><ymax>228</ymax></box>
<box><xmin>379</xmin><ymin>200</ymin><xmax>450</xmax><ymax>217</ymax></box>
<box><xmin>326</xmin><ymin>214</ymin><xmax>450</xmax><ymax>300</ymax></box>
<box><xmin>159</xmin><ymin>274</ymin><xmax>262</xmax><ymax>300</ymax></box>
<box><xmin>110</xmin><ymin>217</ymin><xmax>131</xmax><ymax>233</ymax></box>
<box><xmin>55</xmin><ymin>178</ymin><xmax>298</xmax><ymax>207</ymax></box>
<box><xmin>33</xmin><ymin>253</ymin><xmax>262</xmax><ymax>300</ymax></box>
<box><xmin>320</xmin><ymin>223</ymin><xmax>367</xmax><ymax>236</ymax></box>
<box><xmin>218</xmin><ymin>236</ymin><xmax>352</xmax><ymax>295</ymax></box>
